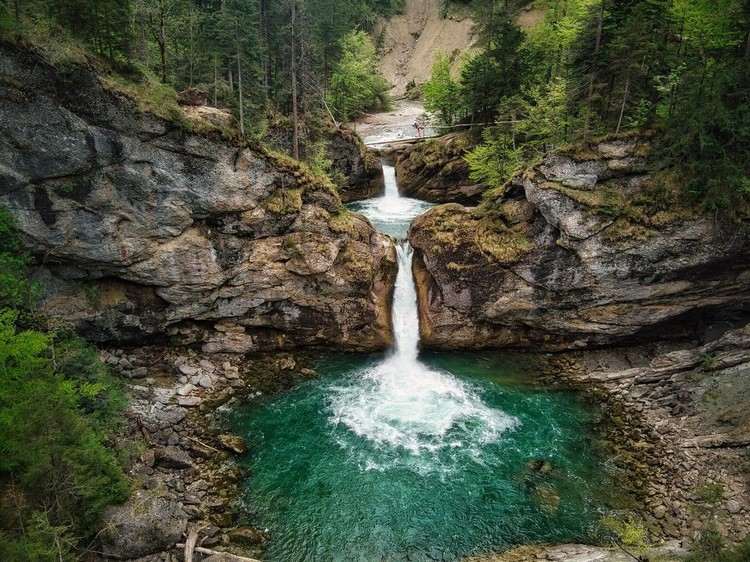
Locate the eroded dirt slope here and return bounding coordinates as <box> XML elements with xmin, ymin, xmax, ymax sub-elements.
<box><xmin>374</xmin><ymin>0</ymin><xmax>476</xmax><ymax>96</ymax></box>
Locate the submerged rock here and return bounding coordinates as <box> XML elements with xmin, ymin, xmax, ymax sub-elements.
<box><xmin>409</xmin><ymin>137</ymin><xmax>750</xmax><ymax>350</ymax></box>
<box><xmin>0</xmin><ymin>42</ymin><xmax>396</xmax><ymax>352</ymax></box>
<box><xmin>218</xmin><ymin>433</ymin><xmax>248</xmax><ymax>455</ymax></box>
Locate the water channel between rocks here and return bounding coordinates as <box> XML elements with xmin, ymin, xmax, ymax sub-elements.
<box><xmin>231</xmin><ymin>162</ymin><xmax>620</xmax><ymax>561</ymax></box>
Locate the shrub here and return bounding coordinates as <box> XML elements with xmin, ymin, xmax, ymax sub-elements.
<box><xmin>328</xmin><ymin>31</ymin><xmax>391</xmax><ymax>121</ymax></box>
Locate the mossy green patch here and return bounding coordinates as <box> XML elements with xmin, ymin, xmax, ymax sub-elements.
<box><xmin>419</xmin><ymin>205</ymin><xmax>532</xmax><ymax>265</ymax></box>
<box><xmin>102</xmin><ymin>70</ymin><xmax>184</xmax><ymax>123</ymax></box>
<box><xmin>265</xmin><ymin>188</ymin><xmax>303</xmax><ymax>215</ymax></box>
<box><xmin>329</xmin><ymin>209</ymin><xmax>358</xmax><ymax>235</ymax></box>
<box><xmin>475</xmin><ymin>219</ymin><xmax>532</xmax><ymax>264</ymax></box>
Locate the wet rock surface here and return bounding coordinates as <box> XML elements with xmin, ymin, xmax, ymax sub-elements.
<box><xmin>409</xmin><ymin>136</ymin><xmax>750</xmax><ymax>350</ymax></box>
<box><xmin>0</xmin><ymin>42</ymin><xmax>396</xmax><ymax>352</ymax></box>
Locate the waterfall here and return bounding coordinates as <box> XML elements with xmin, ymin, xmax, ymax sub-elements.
<box><xmin>332</xmin><ymin>161</ymin><xmax>519</xmax><ymax>468</ymax></box>
<box><xmin>392</xmin><ymin>242</ymin><xmax>420</xmax><ymax>362</ymax></box>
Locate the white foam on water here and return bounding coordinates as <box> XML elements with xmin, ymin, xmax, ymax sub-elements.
<box><xmin>334</xmin><ymin>162</ymin><xmax>520</xmax><ymax>469</ymax></box>
<box><xmin>348</xmin><ymin>163</ymin><xmax>433</xmax><ymax>239</ymax></box>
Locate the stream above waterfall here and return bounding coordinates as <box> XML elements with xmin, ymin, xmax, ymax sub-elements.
<box><xmin>231</xmin><ymin>163</ymin><xmax>621</xmax><ymax>561</ymax></box>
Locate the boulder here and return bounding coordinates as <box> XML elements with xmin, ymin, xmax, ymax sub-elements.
<box><xmin>393</xmin><ymin>133</ymin><xmax>486</xmax><ymax>204</ymax></box>
<box><xmin>409</xmin><ymin>137</ymin><xmax>750</xmax><ymax>350</ymax></box>
<box><xmin>228</xmin><ymin>526</ymin><xmax>269</xmax><ymax>546</ymax></box>
<box><xmin>326</xmin><ymin>126</ymin><xmax>384</xmax><ymax>202</ymax></box>
<box><xmin>177</xmin><ymin>87</ymin><xmax>208</xmax><ymax>106</ymax></box>
<box><xmin>155</xmin><ymin>446</ymin><xmax>194</xmax><ymax>469</ymax></box>
<box><xmin>99</xmin><ymin>489</ymin><xmax>187</xmax><ymax>559</ymax></box>
<box><xmin>218</xmin><ymin>434</ymin><xmax>248</xmax><ymax>455</ymax></box>
<box><xmin>0</xmin><ymin>43</ymin><xmax>396</xmax><ymax>352</ymax></box>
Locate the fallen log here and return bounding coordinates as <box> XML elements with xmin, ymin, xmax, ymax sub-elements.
<box><xmin>176</xmin><ymin>543</ymin><xmax>261</xmax><ymax>562</ymax></box>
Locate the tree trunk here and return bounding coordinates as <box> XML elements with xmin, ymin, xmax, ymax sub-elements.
<box><xmin>176</xmin><ymin>544</ymin><xmax>261</xmax><ymax>562</ymax></box>
<box><xmin>584</xmin><ymin>0</ymin><xmax>605</xmax><ymax>140</ymax></box>
<box><xmin>135</xmin><ymin>6</ymin><xmax>148</xmax><ymax>63</ymax></box>
<box><xmin>237</xmin><ymin>28</ymin><xmax>245</xmax><ymax>137</ymax></box>
<box><xmin>261</xmin><ymin>0</ymin><xmax>270</xmax><ymax>99</ymax></box>
<box><xmin>188</xmin><ymin>4</ymin><xmax>194</xmax><ymax>87</ymax></box>
<box><xmin>616</xmin><ymin>76</ymin><xmax>630</xmax><ymax>134</ymax></box>
<box><xmin>213</xmin><ymin>54</ymin><xmax>218</xmax><ymax>107</ymax></box>
<box><xmin>291</xmin><ymin>0</ymin><xmax>300</xmax><ymax>160</ymax></box>
<box><xmin>158</xmin><ymin>0</ymin><xmax>167</xmax><ymax>83</ymax></box>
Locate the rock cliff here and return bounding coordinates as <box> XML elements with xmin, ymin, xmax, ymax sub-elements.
<box><xmin>0</xmin><ymin>42</ymin><xmax>396</xmax><ymax>352</ymax></box>
<box><xmin>393</xmin><ymin>133</ymin><xmax>486</xmax><ymax>204</ymax></box>
<box><xmin>409</xmin><ymin>136</ymin><xmax>750</xmax><ymax>350</ymax></box>
<box><xmin>327</xmin><ymin>127</ymin><xmax>384</xmax><ymax>202</ymax></box>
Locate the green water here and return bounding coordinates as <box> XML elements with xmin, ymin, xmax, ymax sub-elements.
<box><xmin>231</xmin><ymin>353</ymin><xmax>617</xmax><ymax>561</ymax></box>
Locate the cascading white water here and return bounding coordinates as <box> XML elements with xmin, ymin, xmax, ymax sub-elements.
<box><xmin>392</xmin><ymin>242</ymin><xmax>420</xmax><ymax>362</ymax></box>
<box><xmin>332</xmin><ymin>163</ymin><xmax>519</xmax><ymax>467</ymax></box>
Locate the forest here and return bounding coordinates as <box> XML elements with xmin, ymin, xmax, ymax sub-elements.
<box><xmin>1</xmin><ymin>0</ymin><xmax>750</xmax><ymax>560</ymax></box>
<box><xmin>425</xmin><ymin>0</ymin><xmax>750</xmax><ymax>211</ymax></box>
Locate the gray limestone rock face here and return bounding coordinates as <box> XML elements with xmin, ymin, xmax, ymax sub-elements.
<box><xmin>0</xmin><ymin>42</ymin><xmax>396</xmax><ymax>352</ymax></box>
<box><xmin>409</xmin><ymin>137</ymin><xmax>750</xmax><ymax>350</ymax></box>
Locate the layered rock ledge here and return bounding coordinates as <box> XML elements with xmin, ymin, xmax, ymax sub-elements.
<box><xmin>409</xmin><ymin>136</ymin><xmax>750</xmax><ymax>350</ymax></box>
<box><xmin>0</xmin><ymin>41</ymin><xmax>396</xmax><ymax>352</ymax></box>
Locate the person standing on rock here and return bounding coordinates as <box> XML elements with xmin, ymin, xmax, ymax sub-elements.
<box><xmin>413</xmin><ymin>120</ymin><xmax>423</xmax><ymax>138</ymax></box>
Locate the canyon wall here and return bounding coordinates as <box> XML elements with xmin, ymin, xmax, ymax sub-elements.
<box><xmin>410</xmin><ymin>136</ymin><xmax>750</xmax><ymax>350</ymax></box>
<box><xmin>0</xmin><ymin>42</ymin><xmax>396</xmax><ymax>352</ymax></box>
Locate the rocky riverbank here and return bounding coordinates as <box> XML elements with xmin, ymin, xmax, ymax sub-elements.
<box><xmin>94</xmin><ymin>345</ymin><xmax>318</xmax><ymax>561</ymax></box>
<box><xmin>464</xmin><ymin>321</ymin><xmax>750</xmax><ymax>561</ymax></box>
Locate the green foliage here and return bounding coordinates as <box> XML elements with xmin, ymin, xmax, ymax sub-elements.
<box><xmin>460</xmin><ymin>8</ymin><xmax>525</xmax><ymax>122</ymax></box>
<box><xmin>465</xmin><ymin>130</ymin><xmax>523</xmax><ymax>189</ymax></box>
<box><xmin>0</xmin><ymin>208</ymin><xmax>34</xmax><ymax>312</ymax></box>
<box><xmin>0</xmin><ymin>207</ymin><xmax>129</xmax><ymax>558</ymax></box>
<box><xmin>695</xmin><ymin>482</ymin><xmax>726</xmax><ymax>506</ymax></box>
<box><xmin>328</xmin><ymin>30</ymin><xmax>391</xmax><ymax>120</ymax></box>
<box><xmin>599</xmin><ymin>513</ymin><xmax>648</xmax><ymax>550</ymax></box>
<box><xmin>2</xmin><ymin>0</ymin><xmax>399</xmax><ymax>158</ymax></box>
<box><xmin>451</xmin><ymin>0</ymin><xmax>750</xmax><ymax>212</ymax></box>
<box><xmin>423</xmin><ymin>53</ymin><xmax>463</xmax><ymax>125</ymax></box>
<box><xmin>686</xmin><ymin>533</ymin><xmax>750</xmax><ymax>562</ymax></box>
<box><xmin>0</xmin><ymin>310</ymin><xmax>129</xmax><ymax>541</ymax></box>
<box><xmin>102</xmin><ymin>65</ymin><xmax>184</xmax><ymax>123</ymax></box>
<box><xmin>466</xmin><ymin>77</ymin><xmax>570</xmax><ymax>189</ymax></box>
<box><xmin>0</xmin><ymin>511</ymin><xmax>77</xmax><ymax>562</ymax></box>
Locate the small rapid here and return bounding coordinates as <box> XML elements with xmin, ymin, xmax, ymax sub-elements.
<box><xmin>333</xmin><ymin>172</ymin><xmax>518</xmax><ymax>462</ymax></box>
